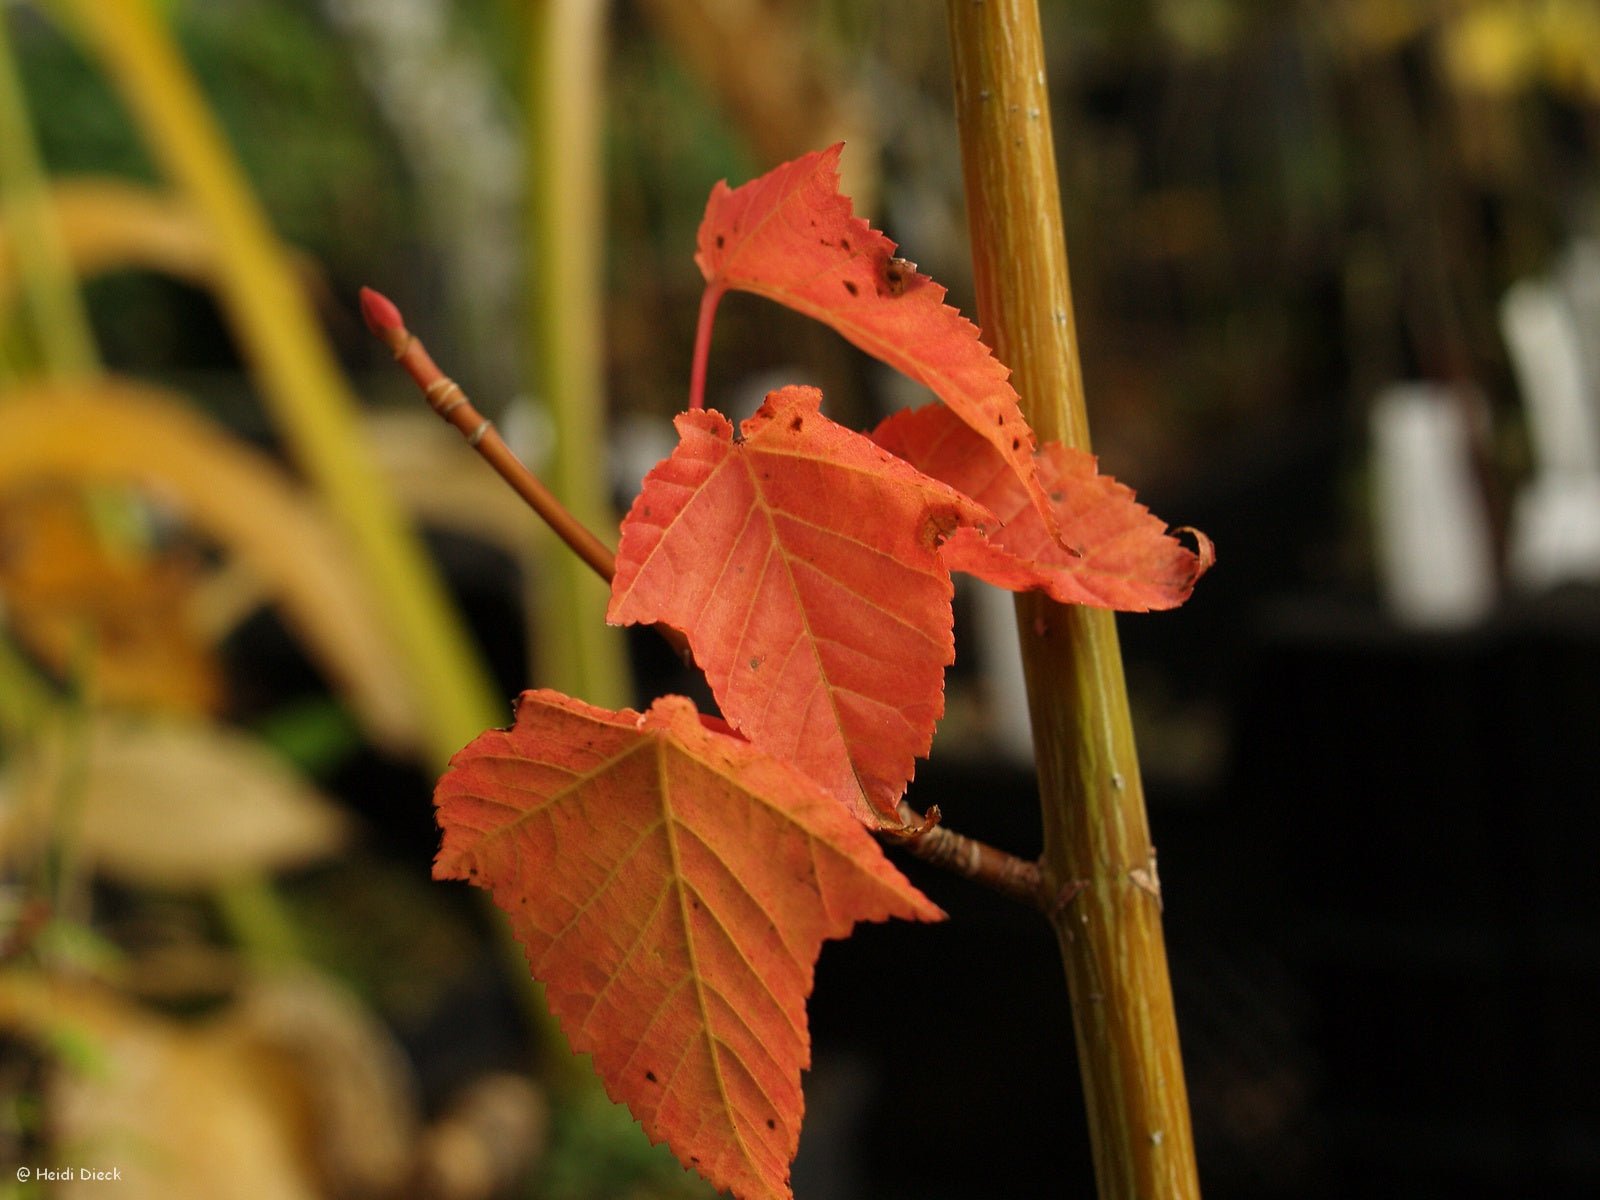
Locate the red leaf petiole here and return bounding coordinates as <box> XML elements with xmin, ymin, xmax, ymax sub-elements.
<box><xmin>687</xmin><ymin>282</ymin><xmax>724</xmax><ymax>411</ymax></box>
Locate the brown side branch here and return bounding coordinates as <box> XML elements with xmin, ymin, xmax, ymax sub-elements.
<box><xmin>890</xmin><ymin>803</ymin><xmax>1049</xmax><ymax>912</ymax></box>
<box><xmin>361</xmin><ymin>288</ymin><xmax>691</xmax><ymax>665</ymax></box>
<box><xmin>361</xmin><ymin>287</ymin><xmax>618</xmax><ymax>585</ymax></box>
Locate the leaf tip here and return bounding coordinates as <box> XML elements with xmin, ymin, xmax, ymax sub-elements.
<box><xmin>913</xmin><ymin>893</ymin><xmax>948</xmax><ymax>923</ymax></box>
<box><xmin>430</xmin><ymin>844</ymin><xmax>467</xmax><ymax>884</ymax></box>
<box><xmin>1176</xmin><ymin>526</ymin><xmax>1217</xmax><ymax>580</ymax></box>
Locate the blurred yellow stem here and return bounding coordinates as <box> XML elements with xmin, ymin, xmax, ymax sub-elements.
<box><xmin>519</xmin><ymin>0</ymin><xmax>646</xmax><ymax>1108</ymax></box>
<box><xmin>0</xmin><ymin>8</ymin><xmax>97</xmax><ymax>376</ymax></box>
<box><xmin>55</xmin><ymin>0</ymin><xmax>499</xmax><ymax>766</ymax></box>
<box><xmin>0</xmin><ymin>632</ymin><xmax>51</xmax><ymax>741</ymax></box>
<box><xmin>526</xmin><ymin>0</ymin><xmax>633</xmax><ymax>709</ymax></box>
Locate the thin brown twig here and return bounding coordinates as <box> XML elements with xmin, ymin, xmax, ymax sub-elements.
<box><xmin>362</xmin><ymin>288</ymin><xmax>692</xmax><ymax>666</ymax></box>
<box><xmin>361</xmin><ymin>287</ymin><xmax>618</xmax><ymax>584</ymax></box>
<box><xmin>361</xmin><ymin>287</ymin><xmax>1046</xmax><ymax>911</ymax></box>
<box><xmin>891</xmin><ymin>803</ymin><xmax>1049</xmax><ymax>912</ymax></box>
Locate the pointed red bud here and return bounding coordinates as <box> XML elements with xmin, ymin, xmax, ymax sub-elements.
<box><xmin>359</xmin><ymin>286</ymin><xmax>405</xmax><ymax>339</ymax></box>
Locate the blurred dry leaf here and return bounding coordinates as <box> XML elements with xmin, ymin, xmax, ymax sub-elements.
<box><xmin>57</xmin><ymin>0</ymin><xmax>499</xmax><ymax>764</ymax></box>
<box><xmin>365</xmin><ymin>409</ymin><xmax>541</xmax><ymax>678</ymax></box>
<box><xmin>0</xmin><ymin>484</ymin><xmax>222</xmax><ymax>713</ymax></box>
<box><xmin>0</xmin><ymin>177</ymin><xmax>324</xmax><ymax>314</ymax></box>
<box><xmin>0</xmin><ymin>713</ymin><xmax>346</xmax><ymax>888</ymax></box>
<box><xmin>0</xmin><ymin>970</ymin><xmax>419</xmax><ymax>1199</ymax></box>
<box><xmin>0</xmin><ymin>378</ymin><xmax>422</xmax><ymax>754</ymax></box>
<box><xmin>412</xmin><ymin>1073</ymin><xmax>548</xmax><ymax>1200</ymax></box>
<box><xmin>225</xmin><ymin>972</ymin><xmax>419</xmax><ymax>1197</ymax></box>
<box><xmin>0</xmin><ymin>971</ymin><xmax>321</xmax><ymax>1200</ymax></box>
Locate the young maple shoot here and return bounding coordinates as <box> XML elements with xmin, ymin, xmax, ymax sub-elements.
<box><xmin>368</xmin><ymin>145</ymin><xmax>1210</xmax><ymax>1200</ymax></box>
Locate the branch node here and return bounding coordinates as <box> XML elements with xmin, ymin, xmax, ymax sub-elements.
<box><xmin>1128</xmin><ymin>847</ymin><xmax>1163</xmax><ymax>912</ymax></box>
<box><xmin>359</xmin><ymin>285</ymin><xmax>621</xmax><ymax>588</ymax></box>
<box><xmin>426</xmin><ymin>377</ymin><xmax>467</xmax><ymax>417</ymax></box>
<box><xmin>1051</xmin><ymin>878</ymin><xmax>1090</xmax><ymax>916</ymax></box>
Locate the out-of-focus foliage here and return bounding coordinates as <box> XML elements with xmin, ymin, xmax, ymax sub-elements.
<box><xmin>18</xmin><ymin>0</ymin><xmax>414</xmax><ymax>275</ymax></box>
<box><xmin>0</xmin><ymin>381</ymin><xmax>424</xmax><ymax>750</ymax></box>
<box><xmin>0</xmin><ymin>2</ymin><xmax>539</xmax><ymax>1197</ymax></box>
<box><xmin>0</xmin><ymin>178</ymin><xmax>325</xmax><ymax>318</ymax></box>
<box><xmin>1437</xmin><ymin>0</ymin><xmax>1600</xmax><ymax>99</ymax></box>
<box><xmin>0</xmin><ymin>970</ymin><xmax>420</xmax><ymax>1199</ymax></box>
<box><xmin>0</xmin><ymin>484</ymin><xmax>220</xmax><ymax>715</ymax></box>
<box><xmin>1</xmin><ymin>714</ymin><xmax>349</xmax><ymax>889</ymax></box>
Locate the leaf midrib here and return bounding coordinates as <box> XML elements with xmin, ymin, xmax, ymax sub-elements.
<box><xmin>656</xmin><ymin>739</ymin><xmax>771</xmax><ymax>1193</ymax></box>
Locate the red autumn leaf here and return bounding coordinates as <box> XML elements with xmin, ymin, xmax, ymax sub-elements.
<box><xmin>694</xmin><ymin>144</ymin><xmax>1056</xmax><ymax>536</ymax></box>
<box><xmin>873</xmin><ymin>403</ymin><xmax>1214</xmax><ymax>610</ymax></box>
<box><xmin>608</xmin><ymin>386</ymin><xmax>989</xmax><ymax>826</ymax></box>
<box><xmin>434</xmin><ymin>689</ymin><xmax>941</xmax><ymax>1200</ymax></box>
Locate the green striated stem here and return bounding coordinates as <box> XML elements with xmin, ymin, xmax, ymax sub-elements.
<box><xmin>945</xmin><ymin>2</ymin><xmax>1202</xmax><ymax>1196</ymax></box>
<box><xmin>526</xmin><ymin>0</ymin><xmax>633</xmax><ymax>710</ymax></box>
<box><xmin>0</xmin><ymin>7</ymin><xmax>98</xmax><ymax>376</ymax></box>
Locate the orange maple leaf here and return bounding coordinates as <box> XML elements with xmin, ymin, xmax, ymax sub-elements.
<box><xmin>874</xmin><ymin>403</ymin><xmax>1214</xmax><ymax>609</ymax></box>
<box><xmin>693</xmin><ymin>144</ymin><xmax>1057</xmax><ymax>539</ymax></box>
<box><xmin>434</xmin><ymin>690</ymin><xmax>941</xmax><ymax>1200</ymax></box>
<box><xmin>609</xmin><ymin>386</ymin><xmax>989</xmax><ymax>826</ymax></box>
